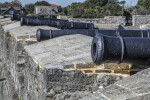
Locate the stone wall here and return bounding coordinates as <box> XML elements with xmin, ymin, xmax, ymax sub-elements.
<box><xmin>0</xmin><ymin>25</ymin><xmax>95</xmax><ymax>99</ymax></box>
<box><xmin>58</xmin><ymin>15</ymin><xmax>126</xmax><ymax>27</ymax></box>
<box><xmin>132</xmin><ymin>15</ymin><xmax>150</xmax><ymax>28</ymax></box>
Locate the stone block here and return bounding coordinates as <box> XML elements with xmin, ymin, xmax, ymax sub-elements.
<box><xmin>2</xmin><ymin>22</ymin><xmax>20</xmax><ymax>32</ymax></box>
<box><xmin>127</xmin><ymin>94</ymin><xmax>150</xmax><ymax>100</ymax></box>
<box><xmin>101</xmin><ymin>85</ymin><xmax>136</xmax><ymax>100</ymax></box>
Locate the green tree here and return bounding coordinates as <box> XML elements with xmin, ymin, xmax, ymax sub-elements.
<box><xmin>120</xmin><ymin>1</ymin><xmax>126</xmax><ymax>17</ymax></box>
<box><xmin>1</xmin><ymin>1</ymin><xmax>22</xmax><ymax>8</ymax></box>
<box><xmin>57</xmin><ymin>6</ymin><xmax>63</xmax><ymax>13</ymax></box>
<box><xmin>65</xmin><ymin>0</ymin><xmax>122</xmax><ymax>18</ymax></box>
<box><xmin>11</xmin><ymin>1</ymin><xmax>22</xmax><ymax>7</ymax></box>
<box><xmin>24</xmin><ymin>3</ymin><xmax>34</xmax><ymax>14</ymax></box>
<box><xmin>34</xmin><ymin>1</ymin><xmax>50</xmax><ymax>6</ymax></box>
<box><xmin>84</xmin><ymin>0</ymin><xmax>108</xmax><ymax>9</ymax></box>
<box><xmin>63</xmin><ymin>7</ymin><xmax>68</xmax><ymax>15</ymax></box>
<box><xmin>1</xmin><ymin>2</ymin><xmax>11</xmax><ymax>8</ymax></box>
<box><xmin>137</xmin><ymin>0</ymin><xmax>150</xmax><ymax>12</ymax></box>
<box><xmin>137</xmin><ymin>0</ymin><xmax>144</xmax><ymax>6</ymax></box>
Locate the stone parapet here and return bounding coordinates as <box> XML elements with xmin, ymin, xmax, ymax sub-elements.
<box><xmin>58</xmin><ymin>15</ymin><xmax>126</xmax><ymax>29</ymax></box>
<box><xmin>132</xmin><ymin>15</ymin><xmax>150</xmax><ymax>28</ymax></box>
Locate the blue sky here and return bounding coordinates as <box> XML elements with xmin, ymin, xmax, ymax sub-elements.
<box><xmin>0</xmin><ymin>0</ymin><xmax>138</xmax><ymax>7</ymax></box>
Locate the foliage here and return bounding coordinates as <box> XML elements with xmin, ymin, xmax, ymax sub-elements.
<box><xmin>11</xmin><ymin>1</ymin><xmax>22</xmax><ymax>7</ymax></box>
<box><xmin>57</xmin><ymin>6</ymin><xmax>63</xmax><ymax>12</ymax></box>
<box><xmin>120</xmin><ymin>1</ymin><xmax>126</xmax><ymax>5</ymax></box>
<box><xmin>34</xmin><ymin>1</ymin><xmax>50</xmax><ymax>6</ymax></box>
<box><xmin>137</xmin><ymin>0</ymin><xmax>150</xmax><ymax>13</ymax></box>
<box><xmin>124</xmin><ymin>0</ymin><xmax>149</xmax><ymax>16</ymax></box>
<box><xmin>0</xmin><ymin>1</ymin><xmax>22</xmax><ymax>8</ymax></box>
<box><xmin>63</xmin><ymin>7</ymin><xmax>68</xmax><ymax>15</ymax></box>
<box><xmin>1</xmin><ymin>2</ymin><xmax>11</xmax><ymax>8</ymax></box>
<box><xmin>65</xmin><ymin>0</ymin><xmax>123</xmax><ymax>18</ymax></box>
<box><xmin>57</xmin><ymin>6</ymin><xmax>65</xmax><ymax>15</ymax></box>
<box><xmin>24</xmin><ymin>3</ymin><xmax>34</xmax><ymax>14</ymax></box>
<box><xmin>132</xmin><ymin>6</ymin><xmax>148</xmax><ymax>15</ymax></box>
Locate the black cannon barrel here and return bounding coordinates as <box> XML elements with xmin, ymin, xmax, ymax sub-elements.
<box><xmin>20</xmin><ymin>16</ymin><xmax>69</xmax><ymax>28</ymax></box>
<box><xmin>36</xmin><ymin>29</ymin><xmax>98</xmax><ymax>41</ymax></box>
<box><xmin>20</xmin><ymin>16</ymin><xmax>94</xmax><ymax>29</ymax></box>
<box><xmin>20</xmin><ymin>16</ymin><xmax>37</xmax><ymax>25</ymax></box>
<box><xmin>98</xmin><ymin>29</ymin><xmax>150</xmax><ymax>37</ymax></box>
<box><xmin>20</xmin><ymin>17</ymin><xmax>49</xmax><ymax>26</ymax></box>
<box><xmin>48</xmin><ymin>20</ymin><xmax>69</xmax><ymax>29</ymax></box>
<box><xmin>11</xmin><ymin>14</ymin><xmax>23</xmax><ymax>21</ymax></box>
<box><xmin>91</xmin><ymin>33</ymin><xmax>150</xmax><ymax>65</ymax></box>
<box><xmin>36</xmin><ymin>29</ymin><xmax>150</xmax><ymax>41</ymax></box>
<box><xmin>65</xmin><ymin>22</ymin><xmax>94</xmax><ymax>29</ymax></box>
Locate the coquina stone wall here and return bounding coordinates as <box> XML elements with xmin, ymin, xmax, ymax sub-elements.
<box><xmin>58</xmin><ymin>15</ymin><xmax>126</xmax><ymax>26</ymax></box>
<box><xmin>132</xmin><ymin>15</ymin><xmax>150</xmax><ymax>28</ymax></box>
<box><xmin>0</xmin><ymin>25</ymin><xmax>97</xmax><ymax>100</ymax></box>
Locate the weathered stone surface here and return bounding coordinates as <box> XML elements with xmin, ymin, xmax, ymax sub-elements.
<box><xmin>116</xmin><ymin>68</ymin><xmax>150</xmax><ymax>95</ymax></box>
<box><xmin>0</xmin><ymin>18</ymin><xmax>15</xmax><ymax>26</ymax></box>
<box><xmin>132</xmin><ymin>15</ymin><xmax>150</xmax><ymax>28</ymax></box>
<box><xmin>101</xmin><ymin>84</ymin><xmax>136</xmax><ymax>100</ymax></box>
<box><xmin>97</xmin><ymin>75</ymin><xmax>123</xmax><ymax>87</ymax></box>
<box><xmin>53</xmin><ymin>91</ymin><xmax>92</xmax><ymax>100</ymax></box>
<box><xmin>127</xmin><ymin>94</ymin><xmax>150</xmax><ymax>100</ymax></box>
<box><xmin>96</xmin><ymin>68</ymin><xmax>150</xmax><ymax>100</ymax></box>
<box><xmin>140</xmin><ymin>24</ymin><xmax>150</xmax><ymax>29</ymax></box>
<box><xmin>0</xmin><ymin>18</ymin><xmax>11</xmax><ymax>22</ymax></box>
<box><xmin>67</xmin><ymin>16</ymin><xmax>126</xmax><ymax>26</ymax></box>
<box><xmin>2</xmin><ymin>22</ymin><xmax>20</xmax><ymax>32</ymax></box>
<box><xmin>24</xmin><ymin>34</ymin><xmax>93</xmax><ymax>69</ymax></box>
<box><xmin>81</xmin><ymin>91</ymin><xmax>107</xmax><ymax>100</ymax></box>
<box><xmin>94</xmin><ymin>24</ymin><xmax>120</xmax><ymax>29</ymax></box>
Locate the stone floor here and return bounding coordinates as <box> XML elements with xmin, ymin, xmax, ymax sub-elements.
<box><xmin>25</xmin><ymin>34</ymin><xmax>93</xmax><ymax>69</ymax></box>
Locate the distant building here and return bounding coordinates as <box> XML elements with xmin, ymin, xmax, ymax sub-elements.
<box><xmin>1</xmin><ymin>7</ymin><xmax>25</xmax><ymax>16</ymax></box>
<box><xmin>34</xmin><ymin>6</ymin><xmax>58</xmax><ymax>18</ymax></box>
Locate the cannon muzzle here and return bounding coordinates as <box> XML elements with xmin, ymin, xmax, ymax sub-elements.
<box><xmin>91</xmin><ymin>33</ymin><xmax>150</xmax><ymax>65</ymax></box>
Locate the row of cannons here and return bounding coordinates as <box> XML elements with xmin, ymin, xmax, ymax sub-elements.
<box><xmin>11</xmin><ymin>14</ymin><xmax>94</xmax><ymax>29</ymax></box>
<box><xmin>12</xmin><ymin>14</ymin><xmax>150</xmax><ymax>66</ymax></box>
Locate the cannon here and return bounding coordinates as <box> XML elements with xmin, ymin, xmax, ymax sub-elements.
<box><xmin>20</xmin><ymin>16</ymin><xmax>69</xmax><ymax>28</ymax></box>
<box><xmin>20</xmin><ymin>16</ymin><xmax>94</xmax><ymax>29</ymax></box>
<box><xmin>36</xmin><ymin>29</ymin><xmax>150</xmax><ymax>41</ymax></box>
<box><xmin>65</xmin><ymin>22</ymin><xmax>94</xmax><ymax>29</ymax></box>
<box><xmin>11</xmin><ymin>14</ymin><xmax>23</xmax><ymax>21</ymax></box>
<box><xmin>91</xmin><ymin>33</ymin><xmax>150</xmax><ymax>65</ymax></box>
<box><xmin>98</xmin><ymin>29</ymin><xmax>150</xmax><ymax>37</ymax></box>
<box><xmin>48</xmin><ymin>20</ymin><xmax>69</xmax><ymax>29</ymax></box>
<box><xmin>20</xmin><ymin>16</ymin><xmax>49</xmax><ymax>26</ymax></box>
<box><xmin>36</xmin><ymin>29</ymin><xmax>98</xmax><ymax>41</ymax></box>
